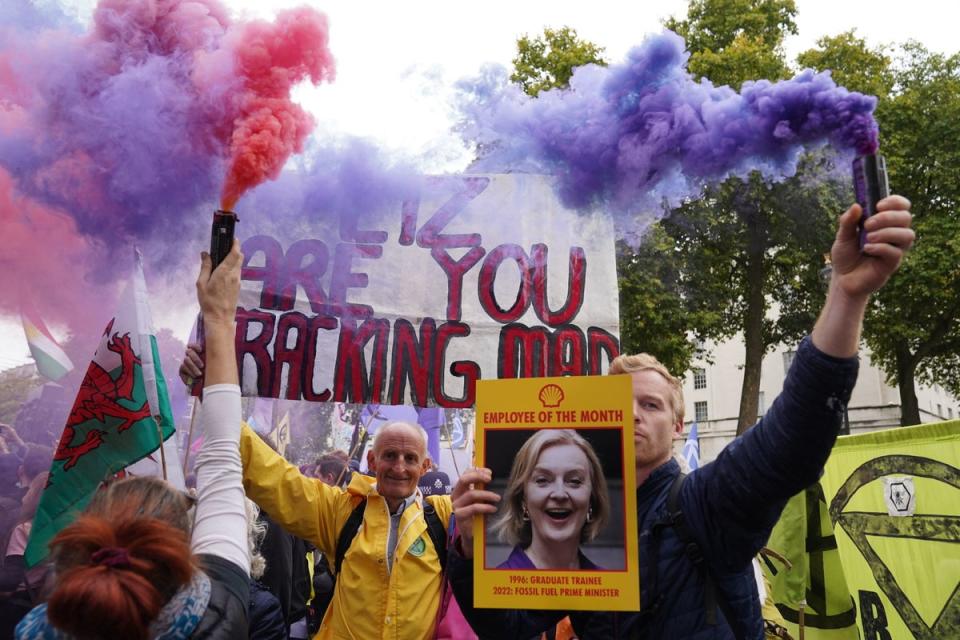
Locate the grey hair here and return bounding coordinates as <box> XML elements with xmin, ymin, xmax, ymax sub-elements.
<box><xmin>245</xmin><ymin>498</ymin><xmax>267</xmax><ymax>580</ymax></box>
<box><xmin>371</xmin><ymin>421</ymin><xmax>430</xmax><ymax>458</ymax></box>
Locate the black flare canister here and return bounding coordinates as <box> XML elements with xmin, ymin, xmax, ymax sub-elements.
<box><xmin>192</xmin><ymin>209</ymin><xmax>239</xmax><ymax>397</ymax></box>
<box><xmin>210</xmin><ymin>209</ymin><xmax>238</xmax><ymax>269</ymax></box>
<box><xmin>852</xmin><ymin>154</ymin><xmax>889</xmax><ymax>250</ymax></box>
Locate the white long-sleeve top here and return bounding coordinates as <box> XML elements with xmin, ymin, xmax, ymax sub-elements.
<box><xmin>190</xmin><ymin>384</ymin><xmax>250</xmax><ymax>575</ymax></box>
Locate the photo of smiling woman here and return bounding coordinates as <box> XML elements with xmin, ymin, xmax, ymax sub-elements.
<box><xmin>487</xmin><ymin>429</ymin><xmax>622</xmax><ymax>570</ymax></box>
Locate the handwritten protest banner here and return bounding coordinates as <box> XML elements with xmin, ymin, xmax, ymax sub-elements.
<box><xmin>474</xmin><ymin>374</ymin><xmax>639</xmax><ymax>611</ymax></box>
<box><xmin>232</xmin><ymin>174</ymin><xmax>620</xmax><ymax>407</ymax></box>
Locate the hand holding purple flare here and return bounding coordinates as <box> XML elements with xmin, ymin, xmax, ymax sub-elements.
<box><xmin>832</xmin><ymin>195</ymin><xmax>914</xmax><ymax>300</ymax></box>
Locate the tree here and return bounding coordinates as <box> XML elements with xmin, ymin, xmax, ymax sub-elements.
<box><xmin>665</xmin><ymin>0</ymin><xmax>797</xmax><ymax>87</ymax></box>
<box><xmin>861</xmin><ymin>46</ymin><xmax>959</xmax><ymax>424</ymax></box>
<box><xmin>616</xmin><ymin>230</ymin><xmax>712</xmax><ymax>376</ymax></box>
<box><xmin>798</xmin><ymin>35</ymin><xmax>960</xmax><ymax>425</ymax></box>
<box><xmin>866</xmin><ymin>45</ymin><xmax>960</xmax><ymax>425</ymax></box>
<box><xmin>796</xmin><ymin>31</ymin><xmax>893</xmax><ymax>100</ymax></box>
<box><xmin>662</xmin><ymin>159</ymin><xmax>845</xmax><ymax>431</ymax></box>
<box><xmin>509</xmin><ymin>26</ymin><xmax>729</xmax><ymax>374</ymax></box>
<box><xmin>511</xmin><ymin>27</ymin><xmax>606</xmax><ymax>96</ymax></box>
<box><xmin>664</xmin><ymin>0</ymin><xmax>852</xmax><ymax>434</ymax></box>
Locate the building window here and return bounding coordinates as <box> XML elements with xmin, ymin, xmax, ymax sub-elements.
<box><xmin>693</xmin><ymin>368</ymin><xmax>707</xmax><ymax>390</ymax></box>
<box><xmin>693</xmin><ymin>339</ymin><xmax>707</xmax><ymax>358</ymax></box>
<box><xmin>937</xmin><ymin>403</ymin><xmax>942</xmax><ymax>417</ymax></box>
<box><xmin>694</xmin><ymin>401</ymin><xmax>709</xmax><ymax>423</ymax></box>
<box><xmin>949</xmin><ymin>407</ymin><xmax>954</xmax><ymax>419</ymax></box>
<box><xmin>758</xmin><ymin>391</ymin><xmax>766</xmax><ymax>417</ymax></box>
<box><xmin>782</xmin><ymin>350</ymin><xmax>796</xmax><ymax>375</ymax></box>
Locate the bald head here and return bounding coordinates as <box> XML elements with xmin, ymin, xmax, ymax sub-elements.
<box><xmin>372</xmin><ymin>421</ymin><xmax>428</xmax><ymax>456</ymax></box>
<box><xmin>367</xmin><ymin>421</ymin><xmax>432</xmax><ymax>510</ymax></box>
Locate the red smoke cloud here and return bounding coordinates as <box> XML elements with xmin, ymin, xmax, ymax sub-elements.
<box><xmin>220</xmin><ymin>7</ymin><xmax>335</xmax><ymax>210</ymax></box>
<box><xmin>0</xmin><ymin>0</ymin><xmax>336</xmax><ymax>327</ymax></box>
<box><xmin>0</xmin><ymin>167</ymin><xmax>100</xmax><ymax>331</ymax></box>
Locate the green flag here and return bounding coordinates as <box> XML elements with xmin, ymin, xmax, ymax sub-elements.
<box><xmin>25</xmin><ymin>252</ymin><xmax>175</xmax><ymax>566</ymax></box>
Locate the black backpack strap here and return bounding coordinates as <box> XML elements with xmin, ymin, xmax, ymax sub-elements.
<box><xmin>335</xmin><ymin>498</ymin><xmax>448</xmax><ymax>577</ymax></box>
<box><xmin>665</xmin><ymin>472</ymin><xmax>742</xmax><ymax>639</ymax></box>
<box><xmin>334</xmin><ymin>499</ymin><xmax>366</xmax><ymax>577</ymax></box>
<box><xmin>422</xmin><ymin>500</ymin><xmax>447</xmax><ymax>570</ymax></box>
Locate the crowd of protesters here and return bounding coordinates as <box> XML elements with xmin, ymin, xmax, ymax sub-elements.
<box><xmin>0</xmin><ymin>412</ymin><xmax>463</xmax><ymax>640</ymax></box>
<box><xmin>0</xmin><ymin>197</ymin><xmax>914</xmax><ymax>639</ymax></box>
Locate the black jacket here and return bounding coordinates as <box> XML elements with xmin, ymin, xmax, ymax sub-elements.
<box><xmin>192</xmin><ymin>555</ymin><xmax>250</xmax><ymax>640</ymax></box>
<box><xmin>259</xmin><ymin>512</ymin><xmax>311</xmax><ymax>626</ymax></box>
<box><xmin>249</xmin><ymin>580</ymin><xmax>288</xmax><ymax>639</ymax></box>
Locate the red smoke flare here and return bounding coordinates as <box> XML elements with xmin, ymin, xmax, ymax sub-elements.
<box><xmin>220</xmin><ymin>7</ymin><xmax>334</xmax><ymax>210</ymax></box>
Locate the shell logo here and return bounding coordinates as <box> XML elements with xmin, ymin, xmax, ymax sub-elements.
<box><xmin>538</xmin><ymin>383</ymin><xmax>564</xmax><ymax>408</ymax></box>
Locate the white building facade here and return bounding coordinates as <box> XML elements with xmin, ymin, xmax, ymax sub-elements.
<box><xmin>676</xmin><ymin>335</ymin><xmax>960</xmax><ymax>464</ymax></box>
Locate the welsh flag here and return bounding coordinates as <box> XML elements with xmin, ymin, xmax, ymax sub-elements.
<box><xmin>25</xmin><ymin>252</ymin><xmax>176</xmax><ymax>566</ymax></box>
<box><xmin>20</xmin><ymin>302</ymin><xmax>74</xmax><ymax>381</ymax></box>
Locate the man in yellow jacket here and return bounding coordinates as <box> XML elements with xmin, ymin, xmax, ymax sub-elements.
<box><xmin>238</xmin><ymin>419</ymin><xmax>466</xmax><ymax>640</ymax></box>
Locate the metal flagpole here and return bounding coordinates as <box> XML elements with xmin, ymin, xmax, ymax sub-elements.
<box><xmin>154</xmin><ymin>416</ymin><xmax>168</xmax><ymax>481</ymax></box>
<box><xmin>182</xmin><ymin>397</ymin><xmax>199</xmax><ymax>477</ymax></box>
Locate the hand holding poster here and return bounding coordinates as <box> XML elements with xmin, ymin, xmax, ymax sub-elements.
<box><xmin>474</xmin><ymin>374</ymin><xmax>639</xmax><ymax>611</ymax></box>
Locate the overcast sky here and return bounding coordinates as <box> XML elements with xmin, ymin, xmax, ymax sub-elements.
<box><xmin>1</xmin><ymin>0</ymin><xmax>954</xmax><ymax>370</ymax></box>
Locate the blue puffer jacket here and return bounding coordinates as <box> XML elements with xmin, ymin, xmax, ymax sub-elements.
<box><xmin>448</xmin><ymin>336</ymin><xmax>858</xmax><ymax>639</ymax></box>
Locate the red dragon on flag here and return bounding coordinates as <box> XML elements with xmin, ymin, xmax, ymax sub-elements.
<box><xmin>54</xmin><ymin>325</ymin><xmax>152</xmax><ymax>470</ymax></box>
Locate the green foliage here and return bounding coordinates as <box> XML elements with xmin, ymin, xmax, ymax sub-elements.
<box><xmin>511</xmin><ymin>27</ymin><xmax>606</xmax><ymax>96</ymax></box>
<box><xmin>665</xmin><ymin>0</ymin><xmax>797</xmax><ymax>85</ymax></box>
<box><xmin>665</xmin><ymin>0</ymin><xmax>797</xmax><ymax>52</ymax></box>
<box><xmin>796</xmin><ymin>31</ymin><xmax>893</xmax><ymax>99</ymax></box>
<box><xmin>797</xmin><ymin>35</ymin><xmax>960</xmax><ymax>423</ymax></box>
<box><xmin>673</xmin><ymin>165</ymin><xmax>840</xmax><ymax>325</ymax></box>
<box><xmin>862</xmin><ymin>46</ymin><xmax>960</xmax><ymax>416</ymax></box>
<box><xmin>687</xmin><ymin>32</ymin><xmax>792</xmax><ymax>86</ymax></box>
<box><xmin>616</xmin><ymin>228</ymin><xmax>718</xmax><ymax>375</ymax></box>
<box><xmin>617</xmin><ymin>154</ymin><xmax>843</xmax><ymax>384</ymax></box>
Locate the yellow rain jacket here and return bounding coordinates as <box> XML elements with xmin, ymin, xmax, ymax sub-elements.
<box><xmin>239</xmin><ymin>425</ymin><xmax>454</xmax><ymax>640</ymax></box>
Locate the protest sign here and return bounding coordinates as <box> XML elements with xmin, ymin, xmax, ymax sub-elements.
<box><xmin>474</xmin><ymin>374</ymin><xmax>639</xmax><ymax>611</ymax></box>
<box><xmin>820</xmin><ymin>420</ymin><xmax>960</xmax><ymax>639</ymax></box>
<box><xmin>231</xmin><ymin>174</ymin><xmax>620</xmax><ymax>407</ymax></box>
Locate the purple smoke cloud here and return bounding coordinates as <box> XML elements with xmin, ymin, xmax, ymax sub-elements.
<box><xmin>458</xmin><ymin>31</ymin><xmax>878</xmax><ymax>214</ymax></box>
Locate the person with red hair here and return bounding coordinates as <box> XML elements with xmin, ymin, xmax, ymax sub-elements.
<box><xmin>15</xmin><ymin>241</ymin><xmax>250</xmax><ymax>640</ymax></box>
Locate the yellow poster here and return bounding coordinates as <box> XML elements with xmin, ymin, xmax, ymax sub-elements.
<box><xmin>474</xmin><ymin>374</ymin><xmax>639</xmax><ymax>611</ymax></box>
<box><xmin>820</xmin><ymin>420</ymin><xmax>960</xmax><ymax>639</ymax></box>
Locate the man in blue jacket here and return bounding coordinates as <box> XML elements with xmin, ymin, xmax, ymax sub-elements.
<box><xmin>449</xmin><ymin>196</ymin><xmax>915</xmax><ymax>639</ymax></box>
